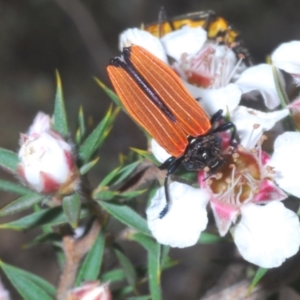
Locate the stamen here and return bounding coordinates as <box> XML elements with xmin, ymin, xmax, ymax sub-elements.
<box><xmin>232</xmin><ymin>153</ymin><xmax>239</xmax><ymax>159</ymax></box>
<box><xmin>246</xmin><ymin>124</ymin><xmax>260</xmax><ymax>149</ymax></box>
<box><xmin>226</xmin><ymin>57</ymin><xmax>243</xmax><ymax>85</ymax></box>
<box><xmin>238</xmin><ymin>144</ymin><xmax>246</xmax><ymax>152</ymax></box>
<box><xmin>235</xmin><ymin>185</ymin><xmax>243</xmax><ymax>205</ymax></box>
<box><xmin>204</xmin><ymin>166</ymin><xmax>210</xmax><ymax>173</ymax></box>
<box><xmin>215</xmin><ymin>172</ymin><xmax>223</xmax><ymax>180</ymax></box>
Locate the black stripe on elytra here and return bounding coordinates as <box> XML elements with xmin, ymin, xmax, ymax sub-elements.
<box><xmin>109</xmin><ymin>47</ymin><xmax>176</xmax><ymax>123</ymax></box>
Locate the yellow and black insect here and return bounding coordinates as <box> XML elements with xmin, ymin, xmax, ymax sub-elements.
<box><xmin>144</xmin><ymin>9</ymin><xmax>251</xmax><ymax>65</ymax></box>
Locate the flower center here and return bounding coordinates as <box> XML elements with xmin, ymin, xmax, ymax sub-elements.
<box><xmin>208</xmin><ymin>149</ymin><xmax>261</xmax><ymax>204</ymax></box>
<box><xmin>175</xmin><ymin>43</ymin><xmax>243</xmax><ymax>89</ymax></box>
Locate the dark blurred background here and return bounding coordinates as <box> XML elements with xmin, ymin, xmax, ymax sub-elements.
<box><xmin>1</xmin><ymin>0</ymin><xmax>300</xmax><ymax>299</ymax></box>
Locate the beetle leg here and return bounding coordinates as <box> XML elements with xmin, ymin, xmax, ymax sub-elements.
<box><xmin>210</xmin><ymin>109</ymin><xmax>224</xmax><ymax>124</ymax></box>
<box><xmin>159</xmin><ymin>156</ymin><xmax>176</xmax><ymax>170</ymax></box>
<box><xmin>159</xmin><ymin>156</ymin><xmax>184</xmax><ymax>218</ymax></box>
<box><xmin>212</xmin><ymin>122</ymin><xmax>237</xmax><ymax>147</ymax></box>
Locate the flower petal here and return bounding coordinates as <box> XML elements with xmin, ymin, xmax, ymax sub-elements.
<box><xmin>161</xmin><ymin>26</ymin><xmax>207</xmax><ymax>61</ymax></box>
<box><xmin>146</xmin><ymin>182</ymin><xmax>209</xmax><ymax>248</ymax></box>
<box><xmin>119</xmin><ymin>28</ymin><xmax>168</xmax><ymax>63</ymax></box>
<box><xmin>236</xmin><ymin>64</ymin><xmax>280</xmax><ymax>109</ymax></box>
<box><xmin>231</xmin><ymin>106</ymin><xmax>289</xmax><ymax>148</ymax></box>
<box><xmin>210</xmin><ymin>198</ymin><xmax>240</xmax><ymax>236</ymax></box>
<box><xmin>234</xmin><ymin>202</ymin><xmax>300</xmax><ymax>268</ymax></box>
<box><xmin>252</xmin><ymin>179</ymin><xmax>287</xmax><ymax>203</ymax></box>
<box><xmin>151</xmin><ymin>139</ymin><xmax>171</xmax><ymax>163</ymax></box>
<box><xmin>28</xmin><ymin>112</ymin><xmax>52</xmax><ymax>135</ymax></box>
<box><xmin>270</xmin><ymin>132</ymin><xmax>300</xmax><ymax>198</ymax></box>
<box><xmin>185</xmin><ymin>83</ymin><xmax>241</xmax><ymax>116</ymax></box>
<box><xmin>271</xmin><ymin>41</ymin><xmax>300</xmax><ymax>75</ymax></box>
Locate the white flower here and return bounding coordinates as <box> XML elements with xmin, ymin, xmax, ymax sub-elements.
<box><xmin>233</xmin><ymin>202</ymin><xmax>300</xmax><ymax>268</ymax></box>
<box><xmin>146</xmin><ymin>182</ymin><xmax>209</xmax><ymax>248</ymax></box>
<box><xmin>18</xmin><ymin>112</ymin><xmax>79</xmax><ymax>194</ymax></box>
<box><xmin>148</xmin><ymin>122</ymin><xmax>300</xmax><ymax>268</ymax></box>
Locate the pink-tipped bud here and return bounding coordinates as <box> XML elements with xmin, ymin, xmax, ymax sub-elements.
<box><xmin>18</xmin><ymin>112</ymin><xmax>79</xmax><ymax>195</ymax></box>
<box><xmin>66</xmin><ymin>281</ymin><xmax>111</xmax><ymax>300</ymax></box>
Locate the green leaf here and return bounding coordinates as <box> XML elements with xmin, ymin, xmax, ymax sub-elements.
<box><xmin>0</xmin><ymin>260</ymin><xmax>56</xmax><ymax>300</ymax></box>
<box><xmin>94</xmin><ymin>77</ymin><xmax>122</xmax><ymax>107</ymax></box>
<box><xmin>76</xmin><ymin>106</ymin><xmax>85</xmax><ymax>143</ymax></box>
<box><xmin>97</xmin><ymin>166</ymin><xmax>121</xmax><ymax>189</ymax></box>
<box><xmin>24</xmin><ymin>232</ymin><xmax>62</xmax><ymax>248</ymax></box>
<box><xmin>79</xmin><ymin>106</ymin><xmax>119</xmax><ymax>163</ymax></box>
<box><xmin>76</xmin><ymin>229</ymin><xmax>105</xmax><ymax>286</ymax></box>
<box><xmin>0</xmin><ymin>193</ymin><xmax>44</xmax><ymax>216</ymax></box>
<box><xmin>119</xmin><ymin>190</ymin><xmax>146</xmax><ymax>200</ymax></box>
<box><xmin>62</xmin><ymin>193</ymin><xmax>81</xmax><ymax>228</ymax></box>
<box><xmin>0</xmin><ymin>147</ymin><xmax>18</xmax><ymax>173</ymax></box>
<box><xmin>98</xmin><ymin>200</ymin><xmax>150</xmax><ymax>236</ymax></box>
<box><xmin>100</xmin><ymin>268</ymin><xmax>125</xmax><ymax>283</ymax></box>
<box><xmin>53</xmin><ymin>70</ymin><xmax>68</xmax><ymax>137</ymax></box>
<box><xmin>80</xmin><ymin>157</ymin><xmax>99</xmax><ymax>175</ymax></box>
<box><xmin>0</xmin><ymin>206</ymin><xmax>89</xmax><ymax>230</ymax></box>
<box><xmin>198</xmin><ymin>232</ymin><xmax>223</xmax><ymax>244</ymax></box>
<box><xmin>0</xmin><ymin>179</ymin><xmax>31</xmax><ymax>195</ymax></box>
<box><xmin>248</xmin><ymin>267</ymin><xmax>268</xmax><ymax>295</ymax></box>
<box><xmin>131</xmin><ymin>234</ymin><xmax>162</xmax><ymax>300</ymax></box>
<box><xmin>93</xmin><ymin>189</ymin><xmax>118</xmax><ymax>201</ymax></box>
<box><xmin>130</xmin><ymin>148</ymin><xmax>158</xmax><ymax>165</ymax></box>
<box><xmin>114</xmin><ymin>248</ymin><xmax>137</xmax><ymax>289</ymax></box>
<box><xmin>272</xmin><ymin>65</ymin><xmax>289</xmax><ymax>109</ymax></box>
<box><xmin>112</xmin><ymin>160</ymin><xmax>141</xmax><ymax>186</ymax></box>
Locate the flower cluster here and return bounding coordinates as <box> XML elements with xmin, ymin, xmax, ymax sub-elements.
<box><xmin>119</xmin><ymin>27</ymin><xmax>300</xmax><ymax>268</ymax></box>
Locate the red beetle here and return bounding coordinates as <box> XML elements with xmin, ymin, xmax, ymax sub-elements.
<box><xmin>107</xmin><ymin>45</ymin><xmax>236</xmax><ymax>217</ymax></box>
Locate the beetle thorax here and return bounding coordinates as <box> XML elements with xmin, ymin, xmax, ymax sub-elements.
<box><xmin>182</xmin><ymin>134</ymin><xmax>225</xmax><ymax>172</ymax></box>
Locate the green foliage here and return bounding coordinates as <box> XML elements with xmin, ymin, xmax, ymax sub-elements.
<box><xmin>0</xmin><ymin>261</ymin><xmax>56</xmax><ymax>300</ymax></box>
<box><xmin>0</xmin><ymin>148</ymin><xmax>19</xmax><ymax>173</ymax></box>
<box><xmin>79</xmin><ymin>105</ymin><xmax>119</xmax><ymax>163</ymax></box>
<box><xmin>248</xmin><ymin>267</ymin><xmax>268</xmax><ymax>295</ymax></box>
<box><xmin>62</xmin><ymin>193</ymin><xmax>81</xmax><ymax>228</ymax></box>
<box><xmin>98</xmin><ymin>200</ymin><xmax>151</xmax><ymax>236</ymax></box>
<box><xmin>76</xmin><ymin>229</ymin><xmax>106</xmax><ymax>286</ymax></box>
<box><xmin>53</xmin><ymin>71</ymin><xmax>68</xmax><ymax>137</ymax></box>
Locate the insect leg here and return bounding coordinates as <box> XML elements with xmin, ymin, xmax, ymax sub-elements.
<box><xmin>213</xmin><ymin>122</ymin><xmax>237</xmax><ymax>147</ymax></box>
<box><xmin>210</xmin><ymin>109</ymin><xmax>224</xmax><ymax>124</ymax></box>
<box><xmin>159</xmin><ymin>156</ymin><xmax>176</xmax><ymax>170</ymax></box>
<box><xmin>159</xmin><ymin>156</ymin><xmax>184</xmax><ymax>218</ymax></box>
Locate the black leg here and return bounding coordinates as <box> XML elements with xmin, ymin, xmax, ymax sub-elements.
<box><xmin>210</xmin><ymin>109</ymin><xmax>224</xmax><ymax>124</ymax></box>
<box><xmin>159</xmin><ymin>156</ymin><xmax>184</xmax><ymax>218</ymax></box>
<box><xmin>212</xmin><ymin>122</ymin><xmax>237</xmax><ymax>147</ymax></box>
<box><xmin>159</xmin><ymin>156</ymin><xmax>175</xmax><ymax>170</ymax></box>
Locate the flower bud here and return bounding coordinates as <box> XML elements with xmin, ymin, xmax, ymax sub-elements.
<box><xmin>18</xmin><ymin>112</ymin><xmax>79</xmax><ymax>195</ymax></box>
<box><xmin>66</xmin><ymin>281</ymin><xmax>111</xmax><ymax>300</ymax></box>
